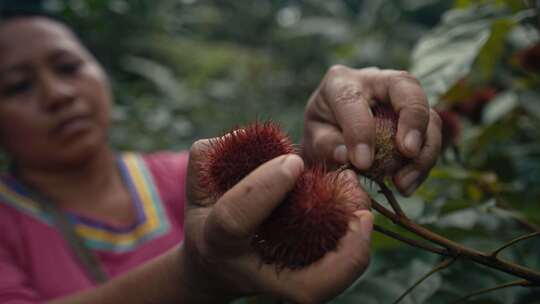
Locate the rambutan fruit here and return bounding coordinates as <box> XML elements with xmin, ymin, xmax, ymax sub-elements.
<box><xmin>517</xmin><ymin>42</ymin><xmax>540</xmax><ymax>72</ymax></box>
<box><xmin>364</xmin><ymin>104</ymin><xmax>408</xmax><ymax>182</ymax></box>
<box><xmin>199</xmin><ymin>120</ymin><xmax>363</xmax><ymax>270</ymax></box>
<box><xmin>453</xmin><ymin>86</ymin><xmax>497</xmax><ymax>123</ymax></box>
<box><xmin>199</xmin><ymin>121</ymin><xmax>295</xmax><ymax>196</ymax></box>
<box><xmin>251</xmin><ymin>166</ymin><xmax>362</xmax><ymax>270</ymax></box>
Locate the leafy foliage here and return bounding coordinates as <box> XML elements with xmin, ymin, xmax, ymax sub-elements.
<box><xmin>2</xmin><ymin>0</ymin><xmax>540</xmax><ymax>302</ymax></box>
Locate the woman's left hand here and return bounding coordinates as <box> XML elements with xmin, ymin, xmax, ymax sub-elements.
<box><xmin>303</xmin><ymin>65</ymin><xmax>442</xmax><ymax>196</ymax></box>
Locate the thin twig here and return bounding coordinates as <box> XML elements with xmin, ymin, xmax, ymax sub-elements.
<box><xmin>374</xmin><ymin>224</ymin><xmax>448</xmax><ymax>255</ymax></box>
<box><xmin>376</xmin><ymin>180</ymin><xmax>406</xmax><ymax>218</ymax></box>
<box><xmin>490</xmin><ymin>231</ymin><xmax>540</xmax><ymax>258</ymax></box>
<box><xmin>495</xmin><ymin>199</ymin><xmax>540</xmax><ymax>232</ymax></box>
<box><xmin>371</xmin><ymin>198</ymin><xmax>540</xmax><ymax>284</ymax></box>
<box><xmin>393</xmin><ymin>257</ymin><xmax>456</xmax><ymax>304</ymax></box>
<box><xmin>337</xmin><ymin>163</ymin><xmax>406</xmax><ymax>218</ymax></box>
<box><xmin>450</xmin><ymin>280</ymin><xmax>531</xmax><ymax>303</ymax></box>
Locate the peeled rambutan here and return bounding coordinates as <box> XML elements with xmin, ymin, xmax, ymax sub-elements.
<box><xmin>364</xmin><ymin>104</ymin><xmax>408</xmax><ymax>181</ymax></box>
<box><xmin>251</xmin><ymin>166</ymin><xmax>362</xmax><ymax>270</ymax></box>
<box><xmin>199</xmin><ymin>121</ymin><xmax>295</xmax><ymax>196</ymax></box>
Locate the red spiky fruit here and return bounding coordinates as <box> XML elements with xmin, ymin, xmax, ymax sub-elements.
<box><xmin>199</xmin><ymin>120</ymin><xmax>364</xmax><ymax>270</ymax></box>
<box><xmin>517</xmin><ymin>42</ymin><xmax>540</xmax><ymax>72</ymax></box>
<box><xmin>199</xmin><ymin>121</ymin><xmax>295</xmax><ymax>196</ymax></box>
<box><xmin>365</xmin><ymin>104</ymin><xmax>408</xmax><ymax>181</ymax></box>
<box><xmin>252</xmin><ymin>166</ymin><xmax>362</xmax><ymax>270</ymax></box>
<box><xmin>453</xmin><ymin>86</ymin><xmax>497</xmax><ymax>123</ymax></box>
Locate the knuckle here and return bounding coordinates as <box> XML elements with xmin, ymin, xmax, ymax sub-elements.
<box><xmin>360</xmin><ymin>66</ymin><xmax>380</xmax><ymax>72</ymax></box>
<box><xmin>327</xmin><ymin>64</ymin><xmax>348</xmax><ymax>77</ymax></box>
<box><xmin>403</xmin><ymin>102</ymin><xmax>429</xmax><ymax>122</ymax></box>
<box><xmin>189</xmin><ymin>139</ymin><xmax>210</xmax><ymax>157</ymax></box>
<box><xmin>392</xmin><ymin>70</ymin><xmax>421</xmax><ymax>86</ymax></box>
<box><xmin>333</xmin><ymin>84</ymin><xmax>367</xmax><ymax>107</ymax></box>
<box><xmin>345</xmin><ymin>120</ymin><xmax>374</xmax><ymax>142</ymax></box>
<box><xmin>356</xmin><ymin>66</ymin><xmax>381</xmax><ymax>78</ymax></box>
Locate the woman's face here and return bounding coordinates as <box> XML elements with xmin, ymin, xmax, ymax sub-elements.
<box><xmin>0</xmin><ymin>17</ymin><xmax>112</xmax><ymax>170</ymax></box>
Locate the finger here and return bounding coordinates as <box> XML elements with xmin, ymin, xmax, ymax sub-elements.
<box><xmin>369</xmin><ymin>70</ymin><xmax>430</xmax><ymax>158</ymax></box>
<box><xmin>206</xmin><ymin>154</ymin><xmax>304</xmax><ymax>247</ymax></box>
<box><xmin>322</xmin><ymin>66</ymin><xmax>375</xmax><ymax>170</ymax></box>
<box><xmin>394</xmin><ymin>109</ymin><xmax>442</xmax><ymax>196</ymax></box>
<box><xmin>303</xmin><ymin>120</ymin><xmax>347</xmax><ymax>167</ymax></box>
<box><xmin>186</xmin><ymin>138</ymin><xmax>215</xmax><ymax>206</ymax></box>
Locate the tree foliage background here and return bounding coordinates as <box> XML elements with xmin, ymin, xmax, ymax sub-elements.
<box><xmin>2</xmin><ymin>0</ymin><xmax>540</xmax><ymax>303</ymax></box>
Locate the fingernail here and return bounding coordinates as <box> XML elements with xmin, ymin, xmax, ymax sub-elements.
<box><xmin>353</xmin><ymin>144</ymin><xmax>373</xmax><ymax>170</ymax></box>
<box><xmin>282</xmin><ymin>154</ymin><xmax>303</xmax><ymax>177</ymax></box>
<box><xmin>368</xmin><ymin>107</ymin><xmax>374</xmax><ymax>118</ymax></box>
<box><xmin>349</xmin><ymin>218</ymin><xmax>361</xmax><ymax>232</ymax></box>
<box><xmin>333</xmin><ymin>145</ymin><xmax>348</xmax><ymax>164</ymax></box>
<box><xmin>404</xmin><ymin>130</ymin><xmax>422</xmax><ymax>156</ymax></box>
<box><xmin>401</xmin><ymin>169</ymin><xmax>420</xmax><ymax>191</ymax></box>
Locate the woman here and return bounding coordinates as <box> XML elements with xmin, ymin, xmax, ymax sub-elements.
<box><xmin>0</xmin><ymin>12</ymin><xmax>442</xmax><ymax>303</ymax></box>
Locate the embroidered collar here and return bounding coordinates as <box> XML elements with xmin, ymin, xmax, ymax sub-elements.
<box><xmin>0</xmin><ymin>153</ymin><xmax>170</xmax><ymax>252</ymax></box>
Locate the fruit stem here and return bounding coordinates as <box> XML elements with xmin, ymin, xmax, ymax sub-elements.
<box><xmin>376</xmin><ymin>180</ymin><xmax>406</xmax><ymax>218</ymax></box>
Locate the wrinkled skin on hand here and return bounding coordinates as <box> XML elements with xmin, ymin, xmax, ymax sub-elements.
<box><xmin>179</xmin><ymin>65</ymin><xmax>440</xmax><ymax>303</ymax></box>
<box><xmin>303</xmin><ymin>66</ymin><xmax>442</xmax><ymax>196</ymax></box>
<box><xmin>181</xmin><ymin>140</ymin><xmax>373</xmax><ymax>304</ymax></box>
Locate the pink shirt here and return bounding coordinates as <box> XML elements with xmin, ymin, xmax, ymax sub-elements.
<box><xmin>0</xmin><ymin>152</ymin><xmax>188</xmax><ymax>303</ymax></box>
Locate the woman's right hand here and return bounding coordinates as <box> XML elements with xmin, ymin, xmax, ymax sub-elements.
<box><xmin>180</xmin><ymin>139</ymin><xmax>374</xmax><ymax>303</ymax></box>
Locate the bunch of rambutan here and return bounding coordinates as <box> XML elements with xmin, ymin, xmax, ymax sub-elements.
<box><xmin>199</xmin><ymin>104</ymin><xmax>406</xmax><ymax>270</ymax></box>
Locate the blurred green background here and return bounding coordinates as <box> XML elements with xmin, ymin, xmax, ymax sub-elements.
<box><xmin>2</xmin><ymin>0</ymin><xmax>540</xmax><ymax>303</ymax></box>
<box><xmin>13</xmin><ymin>0</ymin><xmax>452</xmax><ymax>151</ymax></box>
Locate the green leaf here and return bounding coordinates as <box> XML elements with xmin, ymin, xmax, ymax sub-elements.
<box><xmin>453</xmin><ymin>0</ymin><xmax>475</xmax><ymax>9</ymax></box>
<box><xmin>410</xmin><ymin>7</ymin><xmax>494</xmax><ymax>105</ymax></box>
<box><xmin>437</xmin><ymin>208</ymin><xmax>479</xmax><ymax>229</ymax></box>
<box><xmin>519</xmin><ymin>90</ymin><xmax>540</xmax><ymax>120</ymax></box>
<box><xmin>482</xmin><ymin>91</ymin><xmax>519</xmax><ymax>124</ymax></box>
<box><xmin>476</xmin><ymin>18</ymin><xmax>516</xmax><ymax>81</ymax></box>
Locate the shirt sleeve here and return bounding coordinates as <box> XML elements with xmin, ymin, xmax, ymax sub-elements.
<box><xmin>0</xmin><ymin>211</ymin><xmax>42</xmax><ymax>304</ymax></box>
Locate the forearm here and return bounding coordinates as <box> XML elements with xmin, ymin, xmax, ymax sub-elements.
<box><xmin>48</xmin><ymin>246</ymin><xmax>231</xmax><ymax>304</ymax></box>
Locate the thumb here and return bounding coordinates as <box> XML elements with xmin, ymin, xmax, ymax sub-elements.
<box><xmin>205</xmin><ymin>154</ymin><xmax>304</xmax><ymax>250</ymax></box>
<box><xmin>186</xmin><ymin>138</ymin><xmax>215</xmax><ymax>206</ymax></box>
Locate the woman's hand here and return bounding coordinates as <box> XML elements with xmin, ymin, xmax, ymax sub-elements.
<box><xmin>181</xmin><ymin>140</ymin><xmax>373</xmax><ymax>303</ymax></box>
<box><xmin>303</xmin><ymin>66</ymin><xmax>442</xmax><ymax>196</ymax></box>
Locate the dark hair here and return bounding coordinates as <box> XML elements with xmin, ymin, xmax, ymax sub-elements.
<box><xmin>0</xmin><ymin>1</ymin><xmax>68</xmax><ymax>27</ymax></box>
<box><xmin>0</xmin><ymin>2</ymin><xmax>87</xmax><ymax>52</ymax></box>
